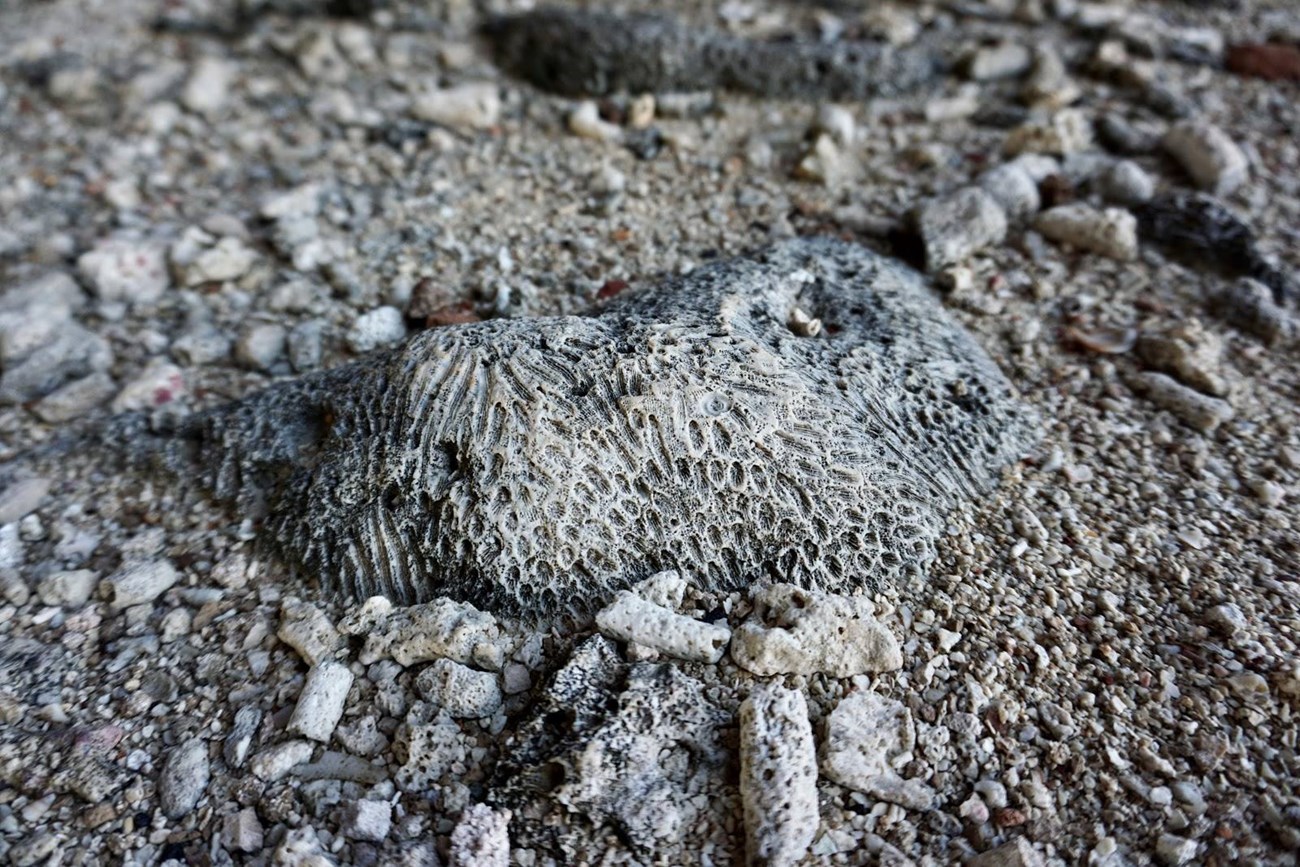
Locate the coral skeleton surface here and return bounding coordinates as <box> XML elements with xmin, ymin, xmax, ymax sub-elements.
<box><xmin>111</xmin><ymin>239</ymin><xmax>1038</xmax><ymax>616</ymax></box>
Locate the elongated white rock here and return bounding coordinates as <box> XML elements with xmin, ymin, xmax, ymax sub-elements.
<box><xmin>450</xmin><ymin>804</ymin><xmax>511</xmax><ymax>867</ymax></box>
<box><xmin>595</xmin><ymin>590</ymin><xmax>731</xmax><ymax>663</ymax></box>
<box><xmin>739</xmin><ymin>684</ymin><xmax>819</xmax><ymax>867</ymax></box>
<box><xmin>288</xmin><ymin>661</ymin><xmax>355</xmax><ymax>742</ymax></box>
<box><xmin>104</xmin><ymin>560</ymin><xmax>178</xmax><ymax>609</ymax></box>
<box><xmin>1163</xmin><ymin>120</ymin><xmax>1248</xmax><ymax>196</ymax></box>
<box><xmin>1034</xmin><ymin>203</ymin><xmax>1138</xmax><ymax>261</ymax></box>
<box><xmin>1133</xmin><ymin>372</ymin><xmax>1234</xmax><ymax>432</ymax></box>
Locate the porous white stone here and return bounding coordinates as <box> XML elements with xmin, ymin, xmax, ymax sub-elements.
<box><xmin>1163</xmin><ymin>119</ymin><xmax>1248</xmax><ymax>196</ymax></box>
<box><xmin>288</xmin><ymin>661</ymin><xmax>355</xmax><ymax>742</ymax></box>
<box><xmin>347</xmin><ymin>306</ymin><xmax>407</xmax><ymax>353</ymax></box>
<box><xmin>1034</xmin><ymin>203</ymin><xmax>1138</xmax><ymax>260</ymax></box>
<box><xmin>632</xmin><ymin>569</ymin><xmax>688</xmax><ymax>609</ymax></box>
<box><xmin>181</xmin><ymin>57</ymin><xmax>236</xmax><ymax>117</ymax></box>
<box><xmin>36</xmin><ymin>569</ymin><xmax>97</xmax><ymax>608</ymax></box>
<box><xmin>1021</xmin><ymin>44</ymin><xmax>1080</xmax><ymax>108</ymax></box>
<box><xmin>916</xmin><ymin>187</ymin><xmax>1008</xmax><ymax>270</ymax></box>
<box><xmin>1156</xmin><ymin>833</ymin><xmax>1198</xmax><ymax>866</ymax></box>
<box><xmin>273</xmin><ymin>827</ymin><xmax>332</xmax><ymax>867</ymax></box>
<box><xmin>181</xmin><ymin>236</ymin><xmax>256</xmax><ymax>286</ymax></box>
<box><xmin>235</xmin><ymin>324</ymin><xmax>288</xmax><ymax>371</ymax></box>
<box><xmin>731</xmin><ymin>584</ymin><xmax>902</xmax><ymax>677</ymax></box>
<box><xmin>965</xmin><ymin>42</ymin><xmax>1033</xmax><ymax>80</ymax></box>
<box><xmin>414</xmin><ymin>658</ymin><xmax>503</xmax><ymax>718</ymax></box>
<box><xmin>77</xmin><ymin>238</ymin><xmax>169</xmax><ymax>305</ymax></box>
<box><xmin>821</xmin><ymin>691</ymin><xmax>936</xmax><ymax>810</ymax></box>
<box><xmin>342</xmin><ymin>799</ymin><xmax>392</xmax><ymax>843</ymax></box>
<box><xmin>596</xmin><ymin>590</ymin><xmax>731</xmax><ymax>663</ymax></box>
<box><xmin>412</xmin><ymin>82</ymin><xmax>501</xmax><ymax>130</ymax></box>
<box><xmin>0</xmin><ymin>274</ymin><xmax>83</xmax><ymax>364</ymax></box>
<box><xmin>1004</xmin><ymin>109</ymin><xmax>1092</xmax><ymax>156</ymax></box>
<box><xmin>110</xmin><ymin>358</ymin><xmax>185</xmax><ymax>412</ymax></box>
<box><xmin>222</xmin><ymin>807</ymin><xmax>264</xmax><ymax>853</ymax></box>
<box><xmin>739</xmin><ymin>684</ymin><xmax>818</xmax><ymax>866</ymax></box>
<box><xmin>812</xmin><ymin>104</ymin><xmax>856</xmax><ymax>147</ymax></box>
<box><xmin>1136</xmin><ymin>320</ymin><xmax>1227</xmax><ymax>397</ymax></box>
<box><xmin>278</xmin><ymin>599</ymin><xmax>344</xmax><ymax>665</ymax></box>
<box><xmin>395</xmin><ymin>714</ymin><xmax>475</xmax><ymax>793</ymax></box>
<box><xmin>978</xmin><ymin>162</ymin><xmax>1041</xmax><ymax>221</ymax></box>
<box><xmin>354</xmin><ymin>597</ymin><xmax>503</xmax><ymax>669</ymax></box>
<box><xmin>449</xmin><ymin>804</ymin><xmax>511</xmax><ymax>867</ymax></box>
<box><xmin>568</xmin><ymin>100</ymin><xmax>623</xmax><ymax>141</ymax></box>
<box><xmin>104</xmin><ymin>560</ymin><xmax>179</xmax><ymax>609</ymax></box>
<box><xmin>33</xmin><ymin>372</ymin><xmax>117</xmax><ymax>422</ymax></box>
<box><xmin>250</xmin><ymin>740</ymin><xmax>315</xmax><ymax>782</ymax></box>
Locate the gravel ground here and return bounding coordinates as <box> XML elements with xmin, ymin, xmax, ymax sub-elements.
<box><xmin>1</xmin><ymin>0</ymin><xmax>1298</xmax><ymax>864</ymax></box>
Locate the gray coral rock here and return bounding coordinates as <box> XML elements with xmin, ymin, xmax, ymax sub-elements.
<box><xmin>490</xmin><ymin>637</ymin><xmax>731</xmax><ymax>853</ymax></box>
<box><xmin>485</xmin><ymin>8</ymin><xmax>943</xmax><ymax>100</ymax></box>
<box><xmin>100</xmin><ymin>239</ymin><xmax>1036</xmax><ymax>617</ymax></box>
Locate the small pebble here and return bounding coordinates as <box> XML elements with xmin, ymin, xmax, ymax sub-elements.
<box><xmin>234</xmin><ymin>324</ymin><xmax>288</xmax><ymax>371</ymax></box>
<box><xmin>965</xmin><ymin>43</ymin><xmax>1033</xmax><ymax>80</ymax></box>
<box><xmin>1163</xmin><ymin>120</ymin><xmax>1249</xmax><ymax>196</ymax></box>
<box><xmin>411</xmin><ymin>82</ymin><xmax>501</xmax><ymax>130</ymax></box>
<box><xmin>916</xmin><ymin>187</ymin><xmax>1009</xmax><ymax>271</ymax></box>
<box><xmin>1098</xmin><ymin>160</ymin><xmax>1155</xmax><ymax>205</ymax></box>
<box><xmin>222</xmin><ymin>807</ymin><xmax>264</xmax><ymax>853</ymax></box>
<box><xmin>450</xmin><ymin>804</ymin><xmax>511</xmax><ymax>867</ymax></box>
<box><xmin>414</xmin><ymin>658</ymin><xmax>503</xmax><ymax>719</ymax></box>
<box><xmin>181</xmin><ymin>57</ymin><xmax>236</xmax><ymax>117</ymax></box>
<box><xmin>288</xmin><ymin>661</ymin><xmax>355</xmax><ymax>742</ymax></box>
<box><xmin>104</xmin><ymin>560</ymin><xmax>179</xmax><ymax>609</ymax></box>
<box><xmin>342</xmin><ymin>800</ymin><xmax>392</xmax><ymax>843</ymax></box>
<box><xmin>1034</xmin><ymin>203</ymin><xmax>1138</xmax><ymax>260</ymax></box>
<box><xmin>347</xmin><ymin>306</ymin><xmax>407</xmax><ymax>353</ymax></box>
<box><xmin>157</xmin><ymin>738</ymin><xmax>210</xmax><ymax>819</ymax></box>
<box><xmin>1156</xmin><ymin>833</ymin><xmax>1198</xmax><ymax>866</ymax></box>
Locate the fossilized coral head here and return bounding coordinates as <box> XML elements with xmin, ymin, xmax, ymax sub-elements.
<box><xmin>160</xmin><ymin>239</ymin><xmax>1037</xmax><ymax>617</ymax></box>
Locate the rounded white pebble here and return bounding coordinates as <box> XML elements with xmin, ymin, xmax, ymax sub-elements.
<box><xmin>288</xmin><ymin>661</ymin><xmax>355</xmax><ymax>742</ymax></box>
<box><xmin>347</xmin><ymin>306</ymin><xmax>407</xmax><ymax>353</ymax></box>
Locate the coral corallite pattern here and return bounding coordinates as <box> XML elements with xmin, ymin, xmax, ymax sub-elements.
<box><xmin>152</xmin><ymin>239</ymin><xmax>1039</xmax><ymax>616</ymax></box>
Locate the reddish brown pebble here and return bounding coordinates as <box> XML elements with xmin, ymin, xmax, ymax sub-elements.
<box><xmin>1226</xmin><ymin>44</ymin><xmax>1300</xmax><ymax>82</ymax></box>
<box><xmin>995</xmin><ymin>808</ymin><xmax>1028</xmax><ymax>827</ymax></box>
<box><xmin>597</xmin><ymin>279</ymin><xmax>628</xmax><ymax>299</ymax></box>
<box><xmin>1038</xmin><ymin>174</ymin><xmax>1074</xmax><ymax>209</ymax></box>
<box><xmin>426</xmin><ymin>303</ymin><xmax>482</xmax><ymax>328</ymax></box>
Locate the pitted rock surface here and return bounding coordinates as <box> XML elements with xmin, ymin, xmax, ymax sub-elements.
<box><xmin>100</xmin><ymin>238</ymin><xmax>1037</xmax><ymax>616</ymax></box>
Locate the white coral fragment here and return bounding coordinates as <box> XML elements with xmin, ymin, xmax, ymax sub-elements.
<box><xmin>355</xmin><ymin>597</ymin><xmax>504</xmax><ymax>669</ymax></box>
<box><xmin>739</xmin><ymin>683</ymin><xmax>819</xmax><ymax>866</ymax></box>
<box><xmin>596</xmin><ymin>590</ymin><xmax>731</xmax><ymax>663</ymax></box>
<box><xmin>731</xmin><ymin>584</ymin><xmax>902</xmax><ymax>677</ymax></box>
<box><xmin>821</xmin><ymin>691</ymin><xmax>936</xmax><ymax>810</ymax></box>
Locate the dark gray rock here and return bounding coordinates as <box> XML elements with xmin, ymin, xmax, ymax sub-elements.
<box><xmin>485</xmin><ymin>8</ymin><xmax>944</xmax><ymax>100</ymax></box>
<box><xmin>89</xmin><ymin>240</ymin><xmax>1035</xmax><ymax>616</ymax></box>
